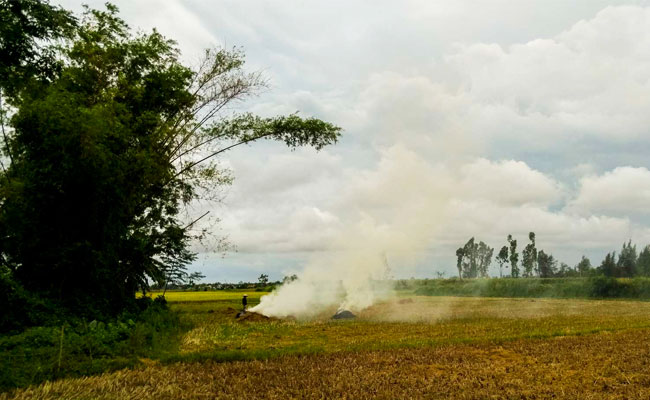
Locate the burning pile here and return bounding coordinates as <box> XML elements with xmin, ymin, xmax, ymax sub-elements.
<box><xmin>331</xmin><ymin>309</ymin><xmax>356</xmax><ymax>320</ymax></box>
<box><xmin>236</xmin><ymin>311</ymin><xmax>276</xmax><ymax>322</ymax></box>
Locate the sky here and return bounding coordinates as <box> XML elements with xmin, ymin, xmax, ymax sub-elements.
<box><xmin>58</xmin><ymin>0</ymin><xmax>650</xmax><ymax>281</ymax></box>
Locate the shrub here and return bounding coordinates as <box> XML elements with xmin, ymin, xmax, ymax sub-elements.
<box><xmin>0</xmin><ymin>271</ymin><xmax>62</xmax><ymax>333</ymax></box>
<box><xmin>0</xmin><ymin>299</ymin><xmax>183</xmax><ymax>391</ymax></box>
<box><xmin>413</xmin><ymin>277</ymin><xmax>650</xmax><ymax>300</ymax></box>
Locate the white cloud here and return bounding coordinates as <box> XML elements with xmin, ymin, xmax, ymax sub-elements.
<box><xmin>52</xmin><ymin>1</ymin><xmax>650</xmax><ymax>278</ymax></box>
<box><xmin>458</xmin><ymin>159</ymin><xmax>563</xmax><ymax>206</ymax></box>
<box><xmin>568</xmin><ymin>167</ymin><xmax>650</xmax><ymax>215</ymax></box>
<box><xmin>446</xmin><ymin>6</ymin><xmax>650</xmax><ymax>145</ymax></box>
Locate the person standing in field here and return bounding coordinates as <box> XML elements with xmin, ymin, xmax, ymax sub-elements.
<box><xmin>242</xmin><ymin>294</ymin><xmax>248</xmax><ymax>313</ymax></box>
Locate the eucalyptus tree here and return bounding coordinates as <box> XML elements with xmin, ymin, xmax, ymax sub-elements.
<box><xmin>575</xmin><ymin>255</ymin><xmax>593</xmax><ymax>277</ymax></box>
<box><xmin>507</xmin><ymin>235</ymin><xmax>519</xmax><ymax>278</ymax></box>
<box><xmin>522</xmin><ymin>232</ymin><xmax>537</xmax><ymax>277</ymax></box>
<box><xmin>455</xmin><ymin>247</ymin><xmax>464</xmax><ymax>279</ymax></box>
<box><xmin>537</xmin><ymin>250</ymin><xmax>557</xmax><ymax>278</ymax></box>
<box><xmin>496</xmin><ymin>246</ymin><xmax>509</xmax><ymax>278</ymax></box>
<box><xmin>637</xmin><ymin>246</ymin><xmax>650</xmax><ymax>276</ymax></box>
<box><xmin>456</xmin><ymin>238</ymin><xmax>493</xmax><ymax>278</ymax></box>
<box><xmin>617</xmin><ymin>240</ymin><xmax>637</xmax><ymax>277</ymax></box>
<box><xmin>477</xmin><ymin>241</ymin><xmax>494</xmax><ymax>278</ymax></box>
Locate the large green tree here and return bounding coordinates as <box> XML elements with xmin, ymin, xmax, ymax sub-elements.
<box><xmin>575</xmin><ymin>255</ymin><xmax>593</xmax><ymax>277</ymax></box>
<box><xmin>616</xmin><ymin>240</ymin><xmax>637</xmax><ymax>277</ymax></box>
<box><xmin>637</xmin><ymin>246</ymin><xmax>650</xmax><ymax>276</ymax></box>
<box><xmin>0</xmin><ymin>2</ymin><xmax>341</xmax><ymax>320</ymax></box>
<box><xmin>456</xmin><ymin>238</ymin><xmax>493</xmax><ymax>279</ymax></box>
<box><xmin>598</xmin><ymin>252</ymin><xmax>617</xmax><ymax>277</ymax></box>
<box><xmin>537</xmin><ymin>250</ymin><xmax>557</xmax><ymax>278</ymax></box>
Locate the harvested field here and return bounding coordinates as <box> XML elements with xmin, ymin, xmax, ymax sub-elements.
<box><xmin>7</xmin><ymin>328</ymin><xmax>650</xmax><ymax>399</ymax></box>
<box><xmin>175</xmin><ymin>295</ymin><xmax>650</xmax><ymax>355</ymax></box>
<box><xmin>6</xmin><ymin>292</ymin><xmax>650</xmax><ymax>398</ymax></box>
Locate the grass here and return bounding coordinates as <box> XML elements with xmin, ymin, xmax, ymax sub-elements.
<box><xmin>0</xmin><ymin>299</ymin><xmax>184</xmax><ymax>392</ymax></box>
<box><xmin>8</xmin><ymin>328</ymin><xmax>650</xmax><ymax>399</ymax></box>
<box><xmin>170</xmin><ymin>294</ymin><xmax>650</xmax><ymax>359</ymax></box>
<box><xmin>140</xmin><ymin>289</ymin><xmax>267</xmax><ymax>303</ymax></box>
<box><xmin>6</xmin><ymin>289</ymin><xmax>650</xmax><ymax>398</ymax></box>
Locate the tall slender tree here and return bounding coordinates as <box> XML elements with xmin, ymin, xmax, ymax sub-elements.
<box><xmin>455</xmin><ymin>247</ymin><xmax>464</xmax><ymax>279</ymax></box>
<box><xmin>637</xmin><ymin>246</ymin><xmax>650</xmax><ymax>277</ymax></box>
<box><xmin>462</xmin><ymin>238</ymin><xmax>478</xmax><ymax>278</ymax></box>
<box><xmin>617</xmin><ymin>240</ymin><xmax>637</xmax><ymax>277</ymax></box>
<box><xmin>477</xmin><ymin>241</ymin><xmax>494</xmax><ymax>278</ymax></box>
<box><xmin>497</xmin><ymin>246</ymin><xmax>509</xmax><ymax>278</ymax></box>
<box><xmin>522</xmin><ymin>232</ymin><xmax>538</xmax><ymax>277</ymax></box>
<box><xmin>508</xmin><ymin>235</ymin><xmax>520</xmax><ymax>278</ymax></box>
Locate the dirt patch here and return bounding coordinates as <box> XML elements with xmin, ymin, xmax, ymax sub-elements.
<box><xmin>398</xmin><ymin>298</ymin><xmax>414</xmax><ymax>304</ymax></box>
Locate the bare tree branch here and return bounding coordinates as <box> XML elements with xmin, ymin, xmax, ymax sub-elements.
<box><xmin>183</xmin><ymin>210</ymin><xmax>210</xmax><ymax>231</ymax></box>
<box><xmin>171</xmin><ymin>132</ymin><xmax>276</xmax><ymax>182</ymax></box>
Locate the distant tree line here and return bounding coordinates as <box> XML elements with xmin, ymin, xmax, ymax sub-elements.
<box><xmin>455</xmin><ymin>234</ymin><xmax>650</xmax><ymax>279</ymax></box>
<box><xmin>149</xmin><ymin>273</ymin><xmax>298</xmax><ymax>292</ymax></box>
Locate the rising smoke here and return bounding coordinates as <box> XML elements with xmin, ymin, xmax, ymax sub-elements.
<box><xmin>252</xmin><ymin>145</ymin><xmax>453</xmax><ymax>318</ymax></box>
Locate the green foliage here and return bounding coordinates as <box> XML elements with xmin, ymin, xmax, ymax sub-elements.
<box><xmin>638</xmin><ymin>246</ymin><xmax>650</xmax><ymax>276</ymax></box>
<box><xmin>597</xmin><ymin>243</ymin><xmax>639</xmax><ymax>278</ymax></box>
<box><xmin>496</xmin><ymin>246</ymin><xmax>509</xmax><ymax>278</ymax></box>
<box><xmin>599</xmin><ymin>252</ymin><xmax>618</xmax><ymax>277</ymax></box>
<box><xmin>258</xmin><ymin>274</ymin><xmax>269</xmax><ymax>286</ymax></box>
<box><xmin>537</xmin><ymin>250</ymin><xmax>557</xmax><ymax>278</ymax></box>
<box><xmin>587</xmin><ymin>276</ymin><xmax>650</xmax><ymax>299</ymax></box>
<box><xmin>455</xmin><ymin>247</ymin><xmax>463</xmax><ymax>279</ymax></box>
<box><xmin>0</xmin><ymin>0</ymin><xmax>76</xmax><ymax>96</ymax></box>
<box><xmin>0</xmin><ymin>299</ymin><xmax>183</xmax><ymax>391</ymax></box>
<box><xmin>0</xmin><ymin>2</ymin><xmax>341</xmax><ymax>324</ymax></box>
<box><xmin>617</xmin><ymin>240</ymin><xmax>637</xmax><ymax>277</ymax></box>
<box><xmin>455</xmin><ymin>238</ymin><xmax>493</xmax><ymax>279</ymax></box>
<box><xmin>575</xmin><ymin>255</ymin><xmax>593</xmax><ymax>277</ymax></box>
<box><xmin>556</xmin><ymin>262</ymin><xmax>577</xmax><ymax>277</ymax></box>
<box><xmin>0</xmin><ymin>269</ymin><xmax>60</xmax><ymax>332</ymax></box>
<box><xmin>522</xmin><ymin>232</ymin><xmax>537</xmax><ymax>277</ymax></box>
<box><xmin>589</xmin><ymin>276</ymin><xmax>628</xmax><ymax>298</ymax></box>
<box><xmin>508</xmin><ymin>235</ymin><xmax>520</xmax><ymax>278</ymax></box>
<box><xmin>413</xmin><ymin>277</ymin><xmax>650</xmax><ymax>300</ymax></box>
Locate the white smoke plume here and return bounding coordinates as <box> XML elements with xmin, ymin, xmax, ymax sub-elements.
<box><xmin>252</xmin><ymin>145</ymin><xmax>453</xmax><ymax>318</ymax></box>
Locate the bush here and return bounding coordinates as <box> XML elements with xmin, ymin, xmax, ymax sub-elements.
<box><xmin>413</xmin><ymin>277</ymin><xmax>650</xmax><ymax>300</ymax></box>
<box><xmin>0</xmin><ymin>299</ymin><xmax>183</xmax><ymax>392</ymax></box>
<box><xmin>0</xmin><ymin>271</ymin><xmax>62</xmax><ymax>333</ymax></box>
<box><xmin>590</xmin><ymin>276</ymin><xmax>628</xmax><ymax>298</ymax></box>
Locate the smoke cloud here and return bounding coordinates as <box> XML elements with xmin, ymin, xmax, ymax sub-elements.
<box><xmin>252</xmin><ymin>145</ymin><xmax>453</xmax><ymax>318</ymax></box>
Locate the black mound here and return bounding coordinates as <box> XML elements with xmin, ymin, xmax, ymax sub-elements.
<box><xmin>332</xmin><ymin>310</ymin><xmax>356</xmax><ymax>319</ymax></box>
